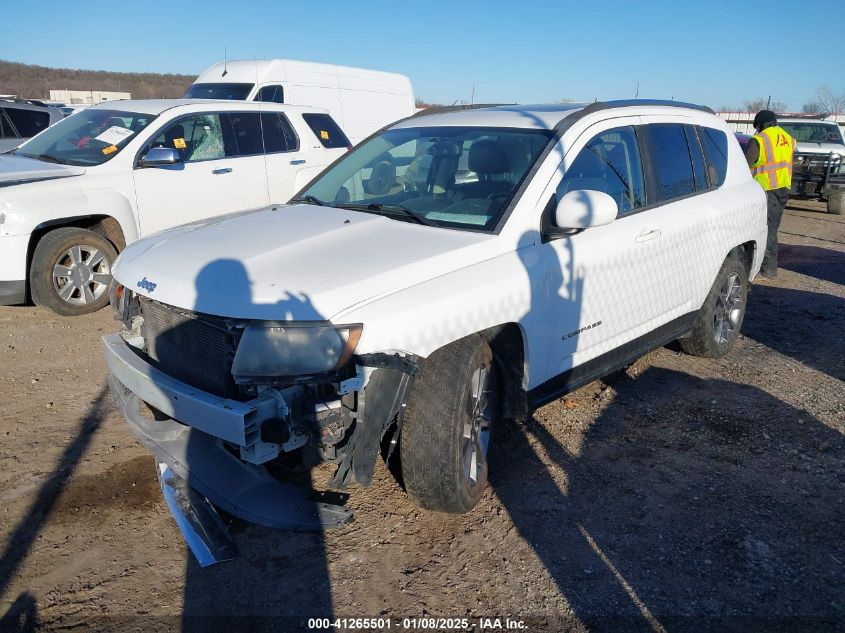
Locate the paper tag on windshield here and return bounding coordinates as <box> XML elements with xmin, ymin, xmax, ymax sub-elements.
<box><xmin>95</xmin><ymin>126</ymin><xmax>133</xmax><ymax>145</ymax></box>
<box><xmin>173</xmin><ymin>137</ymin><xmax>186</xmax><ymax>149</ymax></box>
<box><xmin>102</xmin><ymin>145</ymin><xmax>118</xmax><ymax>155</ymax></box>
<box><xmin>320</xmin><ymin>130</ymin><xmax>329</xmax><ymax>140</ymax></box>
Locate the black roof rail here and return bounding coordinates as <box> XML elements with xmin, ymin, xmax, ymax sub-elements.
<box><xmin>554</xmin><ymin>99</ymin><xmax>714</xmax><ymax>133</ymax></box>
<box><xmin>591</xmin><ymin>99</ymin><xmax>714</xmax><ymax>114</ymax></box>
<box><xmin>412</xmin><ymin>103</ymin><xmax>514</xmax><ymax>117</ymax></box>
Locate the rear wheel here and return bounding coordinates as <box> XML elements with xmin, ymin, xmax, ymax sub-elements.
<box><xmin>30</xmin><ymin>227</ymin><xmax>117</xmax><ymax>316</ymax></box>
<box><xmin>401</xmin><ymin>334</ymin><xmax>499</xmax><ymax>513</ymax></box>
<box><xmin>679</xmin><ymin>254</ymin><xmax>748</xmax><ymax>358</ymax></box>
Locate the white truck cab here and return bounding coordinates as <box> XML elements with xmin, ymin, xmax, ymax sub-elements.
<box><xmin>0</xmin><ymin>99</ymin><xmax>349</xmax><ymax>314</ymax></box>
<box><xmin>103</xmin><ymin>101</ymin><xmax>767</xmax><ymax>557</ymax></box>
<box><xmin>184</xmin><ymin>59</ymin><xmax>415</xmax><ymax>144</ymax></box>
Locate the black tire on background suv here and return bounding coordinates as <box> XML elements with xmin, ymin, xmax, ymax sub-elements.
<box><xmin>679</xmin><ymin>254</ymin><xmax>748</xmax><ymax>358</ymax></box>
<box><xmin>30</xmin><ymin>227</ymin><xmax>117</xmax><ymax>316</ymax></box>
<box><xmin>401</xmin><ymin>334</ymin><xmax>500</xmax><ymax>513</ymax></box>
<box><xmin>828</xmin><ymin>188</ymin><xmax>845</xmax><ymax>215</ymax></box>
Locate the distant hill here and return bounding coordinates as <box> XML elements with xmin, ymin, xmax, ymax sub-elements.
<box><xmin>0</xmin><ymin>59</ymin><xmax>196</xmax><ymax>101</ymax></box>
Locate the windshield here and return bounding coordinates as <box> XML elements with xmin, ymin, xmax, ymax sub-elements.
<box><xmin>184</xmin><ymin>83</ymin><xmax>254</xmax><ymax>100</ymax></box>
<box><xmin>779</xmin><ymin>122</ymin><xmax>844</xmax><ymax>145</ymax></box>
<box><xmin>298</xmin><ymin>126</ymin><xmax>553</xmax><ymax>231</ymax></box>
<box><xmin>14</xmin><ymin>109</ymin><xmax>155</xmax><ymax>166</ymax></box>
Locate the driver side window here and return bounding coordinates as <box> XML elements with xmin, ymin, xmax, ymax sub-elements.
<box><xmin>146</xmin><ymin>114</ymin><xmax>228</xmax><ymax>163</ymax></box>
<box><xmin>560</xmin><ymin>126</ymin><xmax>645</xmax><ymax>215</ymax></box>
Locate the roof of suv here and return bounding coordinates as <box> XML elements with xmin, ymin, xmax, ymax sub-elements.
<box><xmin>778</xmin><ymin>117</ymin><xmax>840</xmax><ymax>125</ymax></box>
<box><xmin>0</xmin><ymin>98</ymin><xmax>64</xmax><ymax>118</ymax></box>
<box><xmin>399</xmin><ymin>100</ymin><xmax>716</xmax><ymax>131</ymax></box>
<box><xmin>88</xmin><ymin>99</ymin><xmax>329</xmax><ymax>116</ymax></box>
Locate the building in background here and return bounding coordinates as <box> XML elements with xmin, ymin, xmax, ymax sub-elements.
<box><xmin>717</xmin><ymin>111</ymin><xmax>845</xmax><ymax>134</ymax></box>
<box><xmin>48</xmin><ymin>89</ymin><xmax>131</xmax><ymax>105</ymax></box>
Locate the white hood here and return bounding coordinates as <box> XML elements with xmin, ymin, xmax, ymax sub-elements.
<box><xmin>795</xmin><ymin>141</ymin><xmax>845</xmax><ymax>156</ymax></box>
<box><xmin>0</xmin><ymin>154</ymin><xmax>86</xmax><ymax>186</ymax></box>
<box><xmin>114</xmin><ymin>204</ymin><xmax>492</xmax><ymax>321</ymax></box>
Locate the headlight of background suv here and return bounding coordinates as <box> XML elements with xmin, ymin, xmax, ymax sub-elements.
<box><xmin>231</xmin><ymin>322</ymin><xmax>363</xmax><ymax>383</ymax></box>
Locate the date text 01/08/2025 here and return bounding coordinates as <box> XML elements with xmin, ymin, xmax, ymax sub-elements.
<box><xmin>307</xmin><ymin>617</ymin><xmax>527</xmax><ymax>630</ymax></box>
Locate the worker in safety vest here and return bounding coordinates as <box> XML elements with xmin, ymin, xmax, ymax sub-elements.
<box><xmin>745</xmin><ymin>109</ymin><xmax>795</xmax><ymax>279</ymax></box>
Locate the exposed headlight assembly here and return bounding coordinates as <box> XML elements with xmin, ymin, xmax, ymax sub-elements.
<box><xmin>231</xmin><ymin>322</ymin><xmax>363</xmax><ymax>383</ymax></box>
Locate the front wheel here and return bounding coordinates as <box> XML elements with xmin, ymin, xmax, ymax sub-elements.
<box><xmin>30</xmin><ymin>227</ymin><xmax>117</xmax><ymax>316</ymax></box>
<box><xmin>828</xmin><ymin>188</ymin><xmax>845</xmax><ymax>215</ymax></box>
<box><xmin>679</xmin><ymin>254</ymin><xmax>748</xmax><ymax>358</ymax></box>
<box><xmin>401</xmin><ymin>334</ymin><xmax>499</xmax><ymax>513</ymax></box>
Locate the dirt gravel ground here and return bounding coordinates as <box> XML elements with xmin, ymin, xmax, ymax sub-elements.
<box><xmin>0</xmin><ymin>200</ymin><xmax>843</xmax><ymax>633</ymax></box>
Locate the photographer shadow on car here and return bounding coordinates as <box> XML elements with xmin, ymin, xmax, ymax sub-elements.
<box><xmin>159</xmin><ymin>258</ymin><xmax>338</xmax><ymax>631</ymax></box>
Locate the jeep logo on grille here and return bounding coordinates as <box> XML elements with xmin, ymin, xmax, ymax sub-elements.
<box><xmin>137</xmin><ymin>277</ymin><xmax>158</xmax><ymax>293</ymax></box>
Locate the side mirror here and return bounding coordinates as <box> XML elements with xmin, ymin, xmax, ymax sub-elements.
<box><xmin>138</xmin><ymin>146</ymin><xmax>181</xmax><ymax>168</ymax></box>
<box><xmin>554</xmin><ymin>189</ymin><xmax>618</xmax><ymax>230</ymax></box>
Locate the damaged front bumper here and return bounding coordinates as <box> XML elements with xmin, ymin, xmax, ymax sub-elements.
<box><xmin>102</xmin><ymin>333</ymin><xmax>353</xmax><ymax>534</ymax></box>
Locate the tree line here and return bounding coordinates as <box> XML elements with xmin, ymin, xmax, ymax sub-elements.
<box><xmin>722</xmin><ymin>85</ymin><xmax>845</xmax><ymax>115</ymax></box>
<box><xmin>0</xmin><ymin>59</ymin><xmax>196</xmax><ymax>101</ymax></box>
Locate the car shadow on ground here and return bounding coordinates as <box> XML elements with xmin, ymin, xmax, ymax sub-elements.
<box><xmin>744</xmin><ymin>283</ymin><xmax>845</xmax><ymax>382</ymax></box>
<box><xmin>778</xmin><ymin>243</ymin><xmax>845</xmax><ymax>286</ymax></box>
<box><xmin>489</xmin><ymin>367</ymin><xmax>845</xmax><ymax>632</ymax></box>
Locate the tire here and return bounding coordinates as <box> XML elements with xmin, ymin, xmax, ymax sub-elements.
<box><xmin>401</xmin><ymin>334</ymin><xmax>499</xmax><ymax>513</ymax></box>
<box><xmin>678</xmin><ymin>254</ymin><xmax>748</xmax><ymax>358</ymax></box>
<box><xmin>828</xmin><ymin>188</ymin><xmax>845</xmax><ymax>215</ymax></box>
<box><xmin>30</xmin><ymin>227</ymin><xmax>117</xmax><ymax>316</ymax></box>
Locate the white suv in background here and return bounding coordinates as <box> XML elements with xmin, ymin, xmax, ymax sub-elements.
<box><xmin>0</xmin><ymin>99</ymin><xmax>350</xmax><ymax>314</ymax></box>
<box><xmin>103</xmin><ymin>101</ymin><xmax>766</xmax><ymax>550</ymax></box>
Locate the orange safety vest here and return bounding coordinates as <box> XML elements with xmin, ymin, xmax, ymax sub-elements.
<box><xmin>750</xmin><ymin>125</ymin><xmax>796</xmax><ymax>190</ymax></box>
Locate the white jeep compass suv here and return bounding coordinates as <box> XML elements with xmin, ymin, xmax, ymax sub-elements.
<box><xmin>103</xmin><ymin>100</ymin><xmax>767</xmax><ymax>554</ymax></box>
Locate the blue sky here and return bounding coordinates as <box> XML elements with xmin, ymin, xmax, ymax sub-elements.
<box><xmin>2</xmin><ymin>0</ymin><xmax>841</xmax><ymax>111</ymax></box>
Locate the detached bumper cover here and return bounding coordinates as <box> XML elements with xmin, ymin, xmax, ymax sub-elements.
<box><xmin>103</xmin><ymin>334</ymin><xmax>352</xmax><ymax>530</ymax></box>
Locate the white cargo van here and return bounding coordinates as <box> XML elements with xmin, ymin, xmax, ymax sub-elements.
<box><xmin>184</xmin><ymin>59</ymin><xmax>415</xmax><ymax>145</ymax></box>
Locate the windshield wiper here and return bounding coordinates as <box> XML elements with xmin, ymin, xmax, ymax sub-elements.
<box><xmin>338</xmin><ymin>202</ymin><xmax>436</xmax><ymax>227</ymax></box>
<box><xmin>28</xmin><ymin>153</ymin><xmax>70</xmax><ymax>165</ymax></box>
<box><xmin>290</xmin><ymin>195</ymin><xmax>330</xmax><ymax>207</ymax></box>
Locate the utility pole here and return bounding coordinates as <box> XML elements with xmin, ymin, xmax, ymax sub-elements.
<box><xmin>635</xmin><ymin>82</ymin><xmax>639</xmax><ymax>99</ymax></box>
<box><xmin>766</xmin><ymin>95</ymin><xmax>771</xmax><ymax>108</ymax></box>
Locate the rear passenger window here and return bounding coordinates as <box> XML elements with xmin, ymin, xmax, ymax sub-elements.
<box><xmin>644</xmin><ymin>124</ymin><xmax>695</xmax><ymax>201</ymax></box>
<box><xmin>255</xmin><ymin>85</ymin><xmax>284</xmax><ymax>104</ymax></box>
<box><xmin>261</xmin><ymin>113</ymin><xmax>299</xmax><ymax>153</ymax></box>
<box><xmin>698</xmin><ymin>127</ymin><xmax>729</xmax><ymax>188</ymax></box>
<box><xmin>226</xmin><ymin>112</ymin><xmax>264</xmax><ymax>156</ymax></box>
<box><xmin>5</xmin><ymin>108</ymin><xmax>50</xmax><ymax>138</ymax></box>
<box><xmin>560</xmin><ymin>126</ymin><xmax>645</xmax><ymax>215</ymax></box>
<box><xmin>302</xmin><ymin>113</ymin><xmax>351</xmax><ymax>149</ymax></box>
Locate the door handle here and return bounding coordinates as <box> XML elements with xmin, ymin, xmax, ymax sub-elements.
<box><xmin>289</xmin><ymin>159</ymin><xmax>306</xmax><ymax>165</ymax></box>
<box><xmin>635</xmin><ymin>229</ymin><xmax>661</xmax><ymax>243</ymax></box>
<box><xmin>212</xmin><ymin>167</ymin><xmax>232</xmax><ymax>174</ymax></box>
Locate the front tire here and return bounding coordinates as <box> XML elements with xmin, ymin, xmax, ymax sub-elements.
<box><xmin>30</xmin><ymin>227</ymin><xmax>117</xmax><ymax>316</ymax></box>
<box><xmin>828</xmin><ymin>188</ymin><xmax>845</xmax><ymax>215</ymax></box>
<box><xmin>679</xmin><ymin>254</ymin><xmax>748</xmax><ymax>358</ymax></box>
<box><xmin>401</xmin><ymin>334</ymin><xmax>499</xmax><ymax>513</ymax></box>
